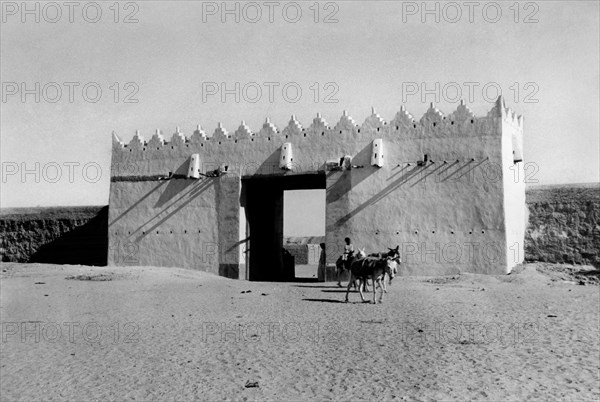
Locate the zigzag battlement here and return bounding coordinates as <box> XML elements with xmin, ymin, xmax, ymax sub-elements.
<box><xmin>488</xmin><ymin>96</ymin><xmax>524</xmax><ymax>131</ymax></box>
<box><xmin>112</xmin><ymin>96</ymin><xmax>520</xmax><ymax>153</ymax></box>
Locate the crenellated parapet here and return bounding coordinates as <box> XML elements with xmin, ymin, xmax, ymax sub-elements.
<box><xmin>190</xmin><ymin>125</ymin><xmax>207</xmax><ymax>144</ymax></box>
<box><xmin>111</xmin><ymin>96</ymin><xmax>515</xmax><ymax>155</ymax></box>
<box><xmin>488</xmin><ymin>96</ymin><xmax>524</xmax><ymax>132</ymax></box>
<box><xmin>147</xmin><ymin>129</ymin><xmax>166</xmax><ymax>149</ymax></box>
<box><xmin>419</xmin><ymin>103</ymin><xmax>445</xmax><ymax>128</ymax></box>
<box><xmin>362</xmin><ymin>107</ymin><xmax>386</xmax><ymax>131</ymax></box>
<box><xmin>448</xmin><ymin>100</ymin><xmax>475</xmax><ymax>125</ymax></box>
<box><xmin>306</xmin><ymin>113</ymin><xmax>329</xmax><ymax>136</ymax></box>
<box><xmin>234</xmin><ymin>121</ymin><xmax>254</xmax><ymax>140</ymax></box>
<box><xmin>389</xmin><ymin>105</ymin><xmax>415</xmax><ymax>130</ymax></box>
<box><xmin>112</xmin><ymin>131</ymin><xmax>124</xmax><ymax>151</ymax></box>
<box><xmin>128</xmin><ymin>130</ymin><xmax>145</xmax><ymax>151</ymax></box>
<box><xmin>489</xmin><ymin>96</ymin><xmax>524</xmax><ymax>163</ymax></box>
<box><xmin>333</xmin><ymin>110</ymin><xmax>358</xmax><ymax>133</ymax></box>
<box><xmin>281</xmin><ymin>115</ymin><xmax>302</xmax><ymax>137</ymax></box>
<box><xmin>212</xmin><ymin>122</ymin><xmax>230</xmax><ymax>141</ymax></box>
<box><xmin>258</xmin><ymin>118</ymin><xmax>279</xmax><ymax>137</ymax></box>
<box><xmin>171</xmin><ymin>127</ymin><xmax>187</xmax><ymax>147</ymax></box>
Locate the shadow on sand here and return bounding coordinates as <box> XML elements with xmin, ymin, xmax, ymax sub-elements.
<box><xmin>302</xmin><ymin>298</ymin><xmax>347</xmax><ymax>304</ymax></box>
<box><xmin>293</xmin><ymin>285</ymin><xmax>341</xmax><ymax>289</ymax></box>
<box><xmin>319</xmin><ymin>289</ymin><xmax>355</xmax><ymax>293</ymax></box>
<box><xmin>288</xmin><ymin>278</ymin><xmax>320</xmax><ymax>283</ymax></box>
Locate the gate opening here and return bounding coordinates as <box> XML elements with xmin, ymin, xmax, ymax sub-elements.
<box><xmin>242</xmin><ymin>172</ymin><xmax>326</xmax><ymax>281</ymax></box>
<box><xmin>283</xmin><ymin>189</ymin><xmax>326</xmax><ymax>280</ymax></box>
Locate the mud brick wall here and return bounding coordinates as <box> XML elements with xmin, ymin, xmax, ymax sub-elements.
<box><xmin>525</xmin><ymin>184</ymin><xmax>600</xmax><ymax>267</ymax></box>
<box><xmin>0</xmin><ymin>206</ymin><xmax>108</xmax><ymax>265</ymax></box>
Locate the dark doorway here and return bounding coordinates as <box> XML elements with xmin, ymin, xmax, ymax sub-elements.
<box><xmin>242</xmin><ymin>172</ymin><xmax>326</xmax><ymax>281</ymax></box>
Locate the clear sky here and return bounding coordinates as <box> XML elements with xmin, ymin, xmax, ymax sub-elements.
<box><xmin>284</xmin><ymin>189</ymin><xmax>325</xmax><ymax>236</ymax></box>
<box><xmin>1</xmin><ymin>1</ymin><xmax>599</xmax><ymax>235</ymax></box>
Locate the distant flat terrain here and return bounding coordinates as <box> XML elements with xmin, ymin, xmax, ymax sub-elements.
<box><xmin>0</xmin><ymin>205</ymin><xmax>105</xmax><ymax>220</ymax></box>
<box><xmin>526</xmin><ymin>182</ymin><xmax>599</xmax><ymax>204</ymax></box>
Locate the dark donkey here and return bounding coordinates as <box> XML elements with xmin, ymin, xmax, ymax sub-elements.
<box><xmin>368</xmin><ymin>245</ymin><xmax>400</xmax><ymax>261</ymax></box>
<box><xmin>367</xmin><ymin>245</ymin><xmax>400</xmax><ymax>292</ymax></box>
<box><xmin>345</xmin><ymin>253</ymin><xmax>397</xmax><ymax>304</ymax></box>
<box><xmin>336</xmin><ymin>249</ymin><xmax>366</xmax><ymax>288</ymax></box>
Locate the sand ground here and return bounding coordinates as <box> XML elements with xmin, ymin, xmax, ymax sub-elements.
<box><xmin>1</xmin><ymin>262</ymin><xmax>599</xmax><ymax>401</ymax></box>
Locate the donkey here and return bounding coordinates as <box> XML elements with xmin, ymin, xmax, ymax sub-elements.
<box><xmin>345</xmin><ymin>254</ymin><xmax>397</xmax><ymax>304</ymax></box>
<box><xmin>336</xmin><ymin>248</ymin><xmax>366</xmax><ymax>289</ymax></box>
<box><xmin>368</xmin><ymin>245</ymin><xmax>400</xmax><ymax>261</ymax></box>
<box><xmin>366</xmin><ymin>245</ymin><xmax>400</xmax><ymax>292</ymax></box>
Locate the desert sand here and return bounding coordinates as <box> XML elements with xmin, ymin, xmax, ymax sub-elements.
<box><xmin>1</xmin><ymin>262</ymin><xmax>599</xmax><ymax>401</ymax></box>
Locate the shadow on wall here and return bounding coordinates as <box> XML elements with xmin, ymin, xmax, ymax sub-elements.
<box><xmin>326</xmin><ymin>144</ymin><xmax>378</xmax><ymax>204</ymax></box>
<box><xmin>154</xmin><ymin>160</ymin><xmax>195</xmax><ymax>208</ymax></box>
<box><xmin>328</xmin><ymin>158</ymin><xmax>487</xmax><ymax>230</ymax></box>
<box><xmin>109</xmin><ymin>159</ymin><xmax>191</xmax><ymax>229</ymax></box>
<box><xmin>255</xmin><ymin>149</ymin><xmax>281</xmax><ymax>176</ymax></box>
<box><xmin>30</xmin><ymin>207</ymin><xmax>109</xmax><ymax>266</ymax></box>
<box><xmin>133</xmin><ymin>179</ymin><xmax>215</xmax><ymax>242</ymax></box>
<box><xmin>109</xmin><ymin>181</ymin><xmax>167</xmax><ymax>227</ymax></box>
<box><xmin>328</xmin><ymin>163</ymin><xmax>424</xmax><ymax>230</ymax></box>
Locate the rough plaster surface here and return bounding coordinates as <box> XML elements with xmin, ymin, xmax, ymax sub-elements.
<box><xmin>0</xmin><ymin>206</ymin><xmax>107</xmax><ymax>265</ymax></box>
<box><xmin>105</xmin><ymin>97</ymin><xmax>524</xmax><ymax>278</ymax></box>
<box><xmin>525</xmin><ymin>183</ymin><xmax>600</xmax><ymax>267</ymax></box>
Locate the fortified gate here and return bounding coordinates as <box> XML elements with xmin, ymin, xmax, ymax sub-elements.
<box><xmin>108</xmin><ymin>96</ymin><xmax>525</xmax><ymax>280</ymax></box>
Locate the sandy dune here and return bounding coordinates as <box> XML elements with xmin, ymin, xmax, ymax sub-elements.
<box><xmin>1</xmin><ymin>263</ymin><xmax>599</xmax><ymax>401</ymax></box>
